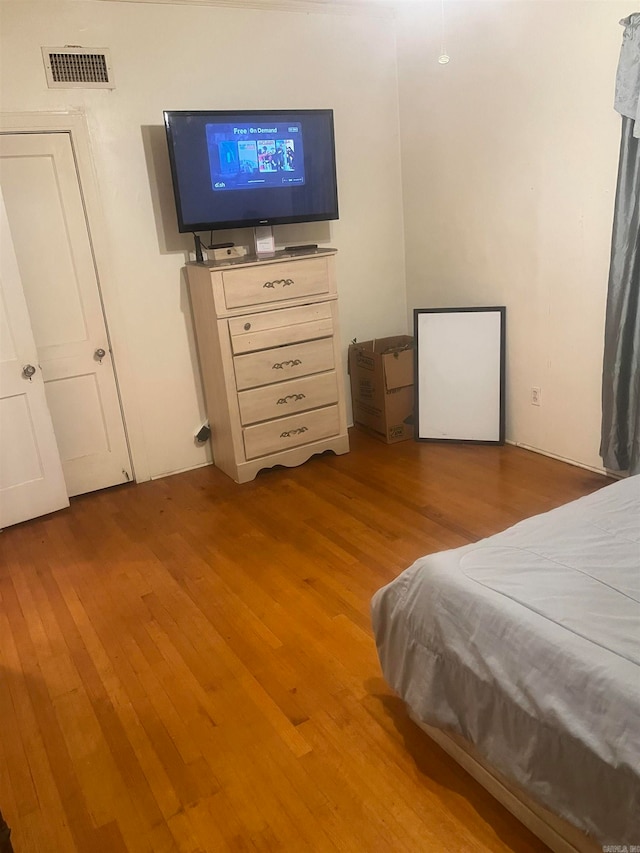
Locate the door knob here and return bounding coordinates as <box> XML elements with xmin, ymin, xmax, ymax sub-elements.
<box><xmin>22</xmin><ymin>364</ymin><xmax>36</xmax><ymax>380</ymax></box>
<box><xmin>94</xmin><ymin>348</ymin><xmax>106</xmax><ymax>362</ymax></box>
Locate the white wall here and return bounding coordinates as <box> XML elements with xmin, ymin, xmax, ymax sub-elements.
<box><xmin>0</xmin><ymin>0</ymin><xmax>407</xmax><ymax>480</ymax></box>
<box><xmin>396</xmin><ymin>0</ymin><xmax>630</xmax><ymax>471</ymax></box>
<box><xmin>3</xmin><ymin>0</ymin><xmax>625</xmax><ymax>480</ymax></box>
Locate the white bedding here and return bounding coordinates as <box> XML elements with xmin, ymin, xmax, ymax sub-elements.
<box><xmin>371</xmin><ymin>474</ymin><xmax>640</xmax><ymax>845</ymax></box>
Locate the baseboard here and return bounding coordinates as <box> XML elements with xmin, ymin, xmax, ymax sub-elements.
<box><xmin>149</xmin><ymin>460</ymin><xmax>213</xmax><ymax>480</ymax></box>
<box><xmin>505</xmin><ymin>440</ymin><xmax>614</xmax><ymax>477</ymax></box>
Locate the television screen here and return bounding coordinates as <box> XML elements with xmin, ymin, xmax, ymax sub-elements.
<box><xmin>164</xmin><ymin>109</ymin><xmax>339</xmax><ymax>233</ymax></box>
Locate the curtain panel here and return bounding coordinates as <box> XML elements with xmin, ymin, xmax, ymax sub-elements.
<box><xmin>615</xmin><ymin>13</ymin><xmax>640</xmax><ymax>137</ymax></box>
<box><xmin>600</xmin><ymin>13</ymin><xmax>640</xmax><ymax>474</ymax></box>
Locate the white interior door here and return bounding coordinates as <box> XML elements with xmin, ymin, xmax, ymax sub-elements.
<box><xmin>0</xmin><ymin>131</ymin><xmax>132</xmax><ymax>497</ymax></box>
<box><xmin>0</xmin><ymin>191</ymin><xmax>69</xmax><ymax>527</ymax></box>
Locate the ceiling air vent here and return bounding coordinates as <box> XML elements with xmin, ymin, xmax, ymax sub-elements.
<box><xmin>42</xmin><ymin>47</ymin><xmax>115</xmax><ymax>89</ymax></box>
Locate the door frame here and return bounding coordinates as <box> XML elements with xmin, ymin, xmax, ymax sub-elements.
<box><xmin>0</xmin><ymin>110</ymin><xmax>150</xmax><ymax>484</ymax></box>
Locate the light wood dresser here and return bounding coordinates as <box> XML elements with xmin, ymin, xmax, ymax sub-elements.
<box><xmin>186</xmin><ymin>249</ymin><xmax>350</xmax><ymax>483</ymax></box>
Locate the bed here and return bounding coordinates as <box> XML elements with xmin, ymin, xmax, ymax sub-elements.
<box><xmin>371</xmin><ymin>474</ymin><xmax>640</xmax><ymax>851</ymax></box>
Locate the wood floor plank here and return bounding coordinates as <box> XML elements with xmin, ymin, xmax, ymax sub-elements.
<box><xmin>46</xmin><ymin>534</ymin><xmax>185</xmax><ymax>835</ymax></box>
<box><xmin>39</xmin><ymin>524</ymin><xmax>211</xmax><ymax>850</ymax></box>
<box><xmin>0</xmin><ymin>608</ymin><xmax>40</xmax><ymax>818</ymax></box>
<box><xmin>0</xmin><ymin>432</ymin><xmax>611</xmax><ymax>851</ymax></box>
<box><xmin>0</xmin><ymin>572</ymin><xmax>113</xmax><ymax>851</ymax></box>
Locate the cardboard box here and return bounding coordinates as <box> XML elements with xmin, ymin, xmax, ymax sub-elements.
<box><xmin>348</xmin><ymin>335</ymin><xmax>414</xmax><ymax>444</ymax></box>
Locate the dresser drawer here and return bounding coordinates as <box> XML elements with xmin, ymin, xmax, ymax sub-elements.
<box><xmin>243</xmin><ymin>405</ymin><xmax>340</xmax><ymax>460</ymax></box>
<box><xmin>237</xmin><ymin>371</ymin><xmax>338</xmax><ymax>426</ymax></box>
<box><xmin>229</xmin><ymin>303</ymin><xmax>333</xmax><ymax>355</ymax></box>
<box><xmin>221</xmin><ymin>257</ymin><xmax>331</xmax><ymax>309</ymax></box>
<box><xmin>234</xmin><ymin>337</ymin><xmax>335</xmax><ymax>391</ymax></box>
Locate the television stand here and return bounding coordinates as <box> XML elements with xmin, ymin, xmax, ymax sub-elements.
<box><xmin>254</xmin><ymin>225</ymin><xmax>275</xmax><ymax>257</ymax></box>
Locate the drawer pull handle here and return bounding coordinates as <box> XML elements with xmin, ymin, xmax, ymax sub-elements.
<box><xmin>263</xmin><ymin>278</ymin><xmax>294</xmax><ymax>290</ymax></box>
<box><xmin>272</xmin><ymin>358</ymin><xmax>302</xmax><ymax>370</ymax></box>
<box><xmin>277</xmin><ymin>393</ymin><xmax>306</xmax><ymax>405</ymax></box>
<box><xmin>280</xmin><ymin>426</ymin><xmax>309</xmax><ymax>438</ymax></box>
<box><xmin>243</xmin><ymin>322</ymin><xmax>251</xmax><ymax>331</ymax></box>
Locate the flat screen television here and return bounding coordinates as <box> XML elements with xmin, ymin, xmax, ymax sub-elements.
<box><xmin>163</xmin><ymin>109</ymin><xmax>339</xmax><ymax>233</ymax></box>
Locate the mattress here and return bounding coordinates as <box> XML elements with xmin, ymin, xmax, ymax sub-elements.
<box><xmin>371</xmin><ymin>474</ymin><xmax>640</xmax><ymax>846</ymax></box>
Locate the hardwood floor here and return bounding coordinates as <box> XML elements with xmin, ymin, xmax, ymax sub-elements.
<box><xmin>0</xmin><ymin>430</ymin><xmax>611</xmax><ymax>852</ymax></box>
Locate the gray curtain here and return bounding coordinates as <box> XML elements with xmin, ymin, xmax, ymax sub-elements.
<box><xmin>600</xmin><ymin>14</ymin><xmax>640</xmax><ymax>474</ymax></box>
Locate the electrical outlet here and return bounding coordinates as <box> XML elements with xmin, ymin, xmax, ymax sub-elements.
<box><xmin>531</xmin><ymin>386</ymin><xmax>541</xmax><ymax>406</ymax></box>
